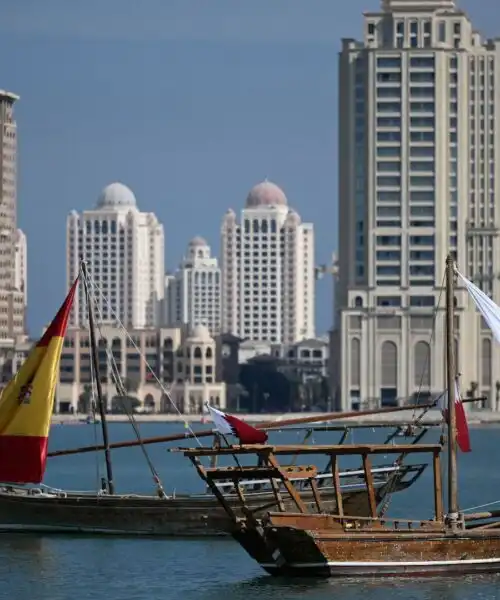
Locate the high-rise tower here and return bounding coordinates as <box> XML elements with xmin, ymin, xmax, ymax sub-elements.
<box><xmin>221</xmin><ymin>180</ymin><xmax>315</xmax><ymax>344</ymax></box>
<box><xmin>335</xmin><ymin>0</ymin><xmax>500</xmax><ymax>409</ymax></box>
<box><xmin>0</xmin><ymin>91</ymin><xmax>24</xmax><ymax>338</ymax></box>
<box><xmin>66</xmin><ymin>182</ymin><xmax>165</xmax><ymax>328</ymax></box>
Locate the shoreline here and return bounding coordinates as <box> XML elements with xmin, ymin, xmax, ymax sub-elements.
<box><xmin>51</xmin><ymin>409</ymin><xmax>500</xmax><ymax>426</ymax></box>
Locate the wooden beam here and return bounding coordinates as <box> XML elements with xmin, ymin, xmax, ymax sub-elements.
<box><xmin>205</xmin><ymin>464</ymin><xmax>318</xmax><ymax>481</ymax></box>
<box><xmin>266</xmin><ymin>453</ymin><xmax>308</xmax><ymax>514</ymax></box>
<box><xmin>331</xmin><ymin>454</ymin><xmax>344</xmax><ymax>517</ymax></box>
<box><xmin>362</xmin><ymin>454</ymin><xmax>377</xmax><ymax>518</ymax></box>
<box><xmin>181</xmin><ymin>443</ymin><xmax>443</xmax><ymax>457</ymax></box>
<box><xmin>309</xmin><ymin>478</ymin><xmax>323</xmax><ymax>513</ymax></box>
<box><xmin>433</xmin><ymin>450</ymin><xmax>444</xmax><ymax>522</ymax></box>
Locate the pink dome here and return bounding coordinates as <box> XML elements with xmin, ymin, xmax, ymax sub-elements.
<box><xmin>245</xmin><ymin>180</ymin><xmax>287</xmax><ymax>208</ymax></box>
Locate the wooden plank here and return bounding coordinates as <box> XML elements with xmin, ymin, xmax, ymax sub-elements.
<box><xmin>309</xmin><ymin>478</ymin><xmax>323</xmax><ymax>513</ymax></box>
<box><xmin>181</xmin><ymin>443</ymin><xmax>443</xmax><ymax>457</ymax></box>
<box><xmin>268</xmin><ymin>474</ymin><xmax>286</xmax><ymax>512</ymax></box>
<box><xmin>331</xmin><ymin>454</ymin><xmax>344</xmax><ymax>517</ymax></box>
<box><xmin>266</xmin><ymin>453</ymin><xmax>308</xmax><ymax>514</ymax></box>
<box><xmin>433</xmin><ymin>450</ymin><xmax>444</xmax><ymax>522</ymax></box>
<box><xmin>362</xmin><ymin>454</ymin><xmax>377</xmax><ymax>518</ymax></box>
<box><xmin>205</xmin><ymin>464</ymin><xmax>318</xmax><ymax>482</ymax></box>
<box><xmin>206</xmin><ymin>467</ymin><xmax>280</xmax><ymax>481</ymax></box>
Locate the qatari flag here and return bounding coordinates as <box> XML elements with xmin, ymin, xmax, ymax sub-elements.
<box><xmin>206</xmin><ymin>405</ymin><xmax>268</xmax><ymax>445</ymax></box>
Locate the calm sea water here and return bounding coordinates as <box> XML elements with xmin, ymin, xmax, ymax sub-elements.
<box><xmin>1</xmin><ymin>422</ymin><xmax>500</xmax><ymax>600</ymax></box>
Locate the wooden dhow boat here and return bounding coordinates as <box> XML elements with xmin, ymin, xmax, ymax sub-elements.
<box><xmin>181</xmin><ymin>256</ymin><xmax>500</xmax><ymax>575</ymax></box>
<box><xmin>0</xmin><ymin>261</ymin><xmax>440</xmax><ymax>536</ymax></box>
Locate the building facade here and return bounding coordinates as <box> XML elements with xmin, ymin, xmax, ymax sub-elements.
<box><xmin>0</xmin><ymin>91</ymin><xmax>25</xmax><ymax>339</ymax></box>
<box><xmin>66</xmin><ymin>182</ymin><xmax>164</xmax><ymax>329</ymax></box>
<box><xmin>334</xmin><ymin>0</ymin><xmax>500</xmax><ymax>410</ymax></box>
<box><xmin>221</xmin><ymin>180</ymin><xmax>315</xmax><ymax>344</ymax></box>
<box><xmin>163</xmin><ymin>237</ymin><xmax>221</xmax><ymax>336</ymax></box>
<box><xmin>56</xmin><ymin>324</ymin><xmax>226</xmax><ymax>414</ymax></box>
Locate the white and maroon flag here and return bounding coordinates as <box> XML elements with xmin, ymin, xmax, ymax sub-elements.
<box><xmin>206</xmin><ymin>405</ymin><xmax>268</xmax><ymax>445</ymax></box>
<box><xmin>436</xmin><ymin>380</ymin><xmax>471</xmax><ymax>453</ymax></box>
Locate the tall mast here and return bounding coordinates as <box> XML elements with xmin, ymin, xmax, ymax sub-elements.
<box><xmin>445</xmin><ymin>254</ymin><xmax>458</xmax><ymax>521</ymax></box>
<box><xmin>81</xmin><ymin>260</ymin><xmax>115</xmax><ymax>495</ymax></box>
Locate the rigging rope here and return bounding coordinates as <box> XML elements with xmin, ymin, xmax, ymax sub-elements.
<box><xmin>85</xmin><ymin>275</ymin><xmax>203</xmax><ymax>446</ymax></box>
<box><xmin>85</xmin><ymin>276</ymin><xmax>168</xmax><ymax>498</ymax></box>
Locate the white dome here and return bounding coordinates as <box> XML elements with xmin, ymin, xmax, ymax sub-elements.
<box><xmin>188</xmin><ymin>324</ymin><xmax>212</xmax><ymax>341</ymax></box>
<box><xmin>96</xmin><ymin>182</ymin><xmax>137</xmax><ymax>209</ymax></box>
<box><xmin>189</xmin><ymin>236</ymin><xmax>207</xmax><ymax>247</ymax></box>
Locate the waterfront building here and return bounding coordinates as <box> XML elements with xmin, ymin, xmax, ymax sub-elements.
<box><xmin>66</xmin><ymin>182</ymin><xmax>165</xmax><ymax>329</ymax></box>
<box><xmin>0</xmin><ymin>91</ymin><xmax>25</xmax><ymax>338</ymax></box>
<box><xmin>221</xmin><ymin>180</ymin><xmax>315</xmax><ymax>344</ymax></box>
<box><xmin>334</xmin><ymin>0</ymin><xmax>500</xmax><ymax>410</ymax></box>
<box><xmin>163</xmin><ymin>237</ymin><xmax>221</xmax><ymax>336</ymax></box>
<box><xmin>56</xmin><ymin>324</ymin><xmax>226</xmax><ymax>414</ymax></box>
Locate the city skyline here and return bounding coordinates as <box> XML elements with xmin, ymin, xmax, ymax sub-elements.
<box><xmin>0</xmin><ymin>0</ymin><xmax>497</xmax><ymax>339</ymax></box>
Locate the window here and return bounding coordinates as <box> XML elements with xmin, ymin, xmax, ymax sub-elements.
<box><xmin>410</xmin><ymin>146</ymin><xmax>434</xmax><ymax>157</ymax></box>
<box><xmin>377</xmin><ymin>131</ymin><xmax>401</xmax><ymax>142</ymax></box>
<box><xmin>377</xmin><ymin>176</ymin><xmax>401</xmax><ymax>187</ymax></box>
<box><xmin>410</xmin><ymin>161</ymin><xmax>434</xmax><ymax>172</ymax></box>
<box><xmin>377</xmin><ymin>296</ymin><xmax>401</xmax><ymax>307</ymax></box>
<box><xmin>410</xmin><ymin>101</ymin><xmax>434</xmax><ymax>113</ymax></box>
<box><xmin>377</xmin><ymin>161</ymin><xmax>400</xmax><ymax>172</ymax></box>
<box><xmin>377</xmin><ymin>146</ymin><xmax>400</xmax><ymax>157</ymax></box>
<box><xmin>410</xmin><ymin>190</ymin><xmax>434</xmax><ymax>202</ymax></box>
<box><xmin>410</xmin><ymin>296</ymin><xmax>434</xmax><ymax>307</ymax></box>
<box><xmin>377</xmin><ymin>71</ymin><xmax>401</xmax><ymax>83</ymax></box>
<box><xmin>410</xmin><ymin>72</ymin><xmax>435</xmax><ymax>83</ymax></box>
<box><xmin>377</xmin><ymin>191</ymin><xmax>400</xmax><ymax>202</ymax></box>
<box><xmin>410</xmin><ymin>175</ymin><xmax>434</xmax><ymax>187</ymax></box>
<box><xmin>377</xmin><ymin>57</ymin><xmax>401</xmax><ymax>69</ymax></box>
<box><xmin>377</xmin><ymin>117</ymin><xmax>400</xmax><ymax>127</ymax></box>
<box><xmin>377</xmin><ymin>206</ymin><xmax>401</xmax><ymax>218</ymax></box>
<box><xmin>377</xmin><ymin>102</ymin><xmax>401</xmax><ymax>113</ymax></box>
<box><xmin>438</xmin><ymin>21</ymin><xmax>446</xmax><ymax>42</ymax></box>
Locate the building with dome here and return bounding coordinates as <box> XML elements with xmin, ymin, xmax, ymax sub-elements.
<box><xmin>221</xmin><ymin>180</ymin><xmax>315</xmax><ymax>344</ymax></box>
<box><xmin>66</xmin><ymin>182</ymin><xmax>165</xmax><ymax>328</ymax></box>
<box><xmin>163</xmin><ymin>236</ymin><xmax>221</xmax><ymax>336</ymax></box>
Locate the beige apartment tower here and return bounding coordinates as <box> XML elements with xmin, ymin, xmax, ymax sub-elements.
<box><xmin>0</xmin><ymin>91</ymin><xmax>24</xmax><ymax>339</ymax></box>
<box><xmin>334</xmin><ymin>0</ymin><xmax>500</xmax><ymax>410</ymax></box>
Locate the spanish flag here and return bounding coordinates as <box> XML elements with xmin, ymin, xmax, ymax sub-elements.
<box><xmin>0</xmin><ymin>277</ymin><xmax>78</xmax><ymax>484</ymax></box>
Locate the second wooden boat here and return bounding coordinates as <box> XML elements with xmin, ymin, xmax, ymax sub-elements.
<box><xmin>181</xmin><ymin>256</ymin><xmax>500</xmax><ymax>575</ymax></box>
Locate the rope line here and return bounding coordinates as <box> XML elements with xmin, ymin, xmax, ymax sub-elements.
<box><xmin>85</xmin><ymin>274</ymin><xmax>203</xmax><ymax>447</ymax></box>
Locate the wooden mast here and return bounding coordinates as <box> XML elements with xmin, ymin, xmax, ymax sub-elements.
<box><xmin>445</xmin><ymin>254</ymin><xmax>458</xmax><ymax>522</ymax></box>
<box><xmin>81</xmin><ymin>260</ymin><xmax>115</xmax><ymax>495</ymax></box>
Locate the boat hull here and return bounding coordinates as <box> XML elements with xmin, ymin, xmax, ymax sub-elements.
<box><xmin>0</xmin><ymin>484</ymin><xmax>379</xmax><ymax>537</ymax></box>
<box><xmin>234</xmin><ymin>525</ymin><xmax>500</xmax><ymax>577</ymax></box>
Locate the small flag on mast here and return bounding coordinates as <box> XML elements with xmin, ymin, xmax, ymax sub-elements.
<box><xmin>436</xmin><ymin>380</ymin><xmax>471</xmax><ymax>453</ymax></box>
<box><xmin>206</xmin><ymin>405</ymin><xmax>268</xmax><ymax>445</ymax></box>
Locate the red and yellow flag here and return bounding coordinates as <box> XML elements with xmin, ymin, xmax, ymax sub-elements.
<box><xmin>0</xmin><ymin>277</ymin><xmax>78</xmax><ymax>483</ymax></box>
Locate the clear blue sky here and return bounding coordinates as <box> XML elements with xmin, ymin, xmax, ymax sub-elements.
<box><xmin>0</xmin><ymin>0</ymin><xmax>497</xmax><ymax>336</ymax></box>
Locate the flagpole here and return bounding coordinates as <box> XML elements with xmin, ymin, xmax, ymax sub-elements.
<box><xmin>445</xmin><ymin>254</ymin><xmax>458</xmax><ymax>524</ymax></box>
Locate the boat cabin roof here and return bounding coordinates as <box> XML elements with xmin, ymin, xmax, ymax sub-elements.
<box><xmin>180</xmin><ymin>443</ymin><xmax>443</xmax><ymax>458</ymax></box>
